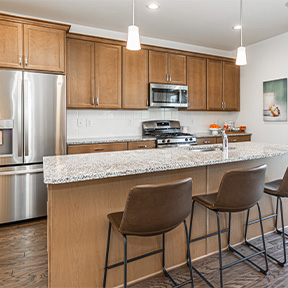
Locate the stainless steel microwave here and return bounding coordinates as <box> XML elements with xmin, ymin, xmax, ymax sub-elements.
<box><xmin>149</xmin><ymin>83</ymin><xmax>188</xmax><ymax>108</ymax></box>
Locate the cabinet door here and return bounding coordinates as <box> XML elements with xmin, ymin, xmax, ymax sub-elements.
<box><xmin>122</xmin><ymin>48</ymin><xmax>148</xmax><ymax>109</ymax></box>
<box><xmin>23</xmin><ymin>24</ymin><xmax>65</xmax><ymax>72</ymax></box>
<box><xmin>196</xmin><ymin>137</ymin><xmax>217</xmax><ymax>145</ymax></box>
<box><xmin>127</xmin><ymin>141</ymin><xmax>155</xmax><ymax>150</ymax></box>
<box><xmin>223</xmin><ymin>62</ymin><xmax>240</xmax><ymax>111</ymax></box>
<box><xmin>66</xmin><ymin>39</ymin><xmax>95</xmax><ymax>108</ymax></box>
<box><xmin>207</xmin><ymin>59</ymin><xmax>223</xmax><ymax>110</ymax></box>
<box><xmin>169</xmin><ymin>54</ymin><xmax>186</xmax><ymax>84</ymax></box>
<box><xmin>149</xmin><ymin>51</ymin><xmax>168</xmax><ymax>83</ymax></box>
<box><xmin>67</xmin><ymin>143</ymin><xmax>127</xmax><ymax>154</ymax></box>
<box><xmin>95</xmin><ymin>43</ymin><xmax>122</xmax><ymax>109</ymax></box>
<box><xmin>0</xmin><ymin>20</ymin><xmax>23</xmax><ymax>68</ymax></box>
<box><xmin>187</xmin><ymin>57</ymin><xmax>206</xmax><ymax>110</ymax></box>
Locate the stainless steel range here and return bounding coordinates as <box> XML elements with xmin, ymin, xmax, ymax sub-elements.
<box><xmin>142</xmin><ymin>120</ymin><xmax>197</xmax><ymax>148</ymax></box>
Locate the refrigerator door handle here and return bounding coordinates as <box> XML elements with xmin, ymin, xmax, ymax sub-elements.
<box><xmin>0</xmin><ymin>168</ymin><xmax>43</xmax><ymax>176</ymax></box>
<box><xmin>18</xmin><ymin>78</ymin><xmax>23</xmax><ymax>157</ymax></box>
<box><xmin>24</xmin><ymin>79</ymin><xmax>29</xmax><ymax>157</ymax></box>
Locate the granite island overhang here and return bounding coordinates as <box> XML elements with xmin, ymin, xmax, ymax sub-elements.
<box><xmin>44</xmin><ymin>142</ymin><xmax>288</xmax><ymax>288</ymax></box>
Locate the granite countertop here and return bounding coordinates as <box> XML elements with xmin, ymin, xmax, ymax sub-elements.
<box><xmin>67</xmin><ymin>133</ymin><xmax>252</xmax><ymax>145</ymax></box>
<box><xmin>44</xmin><ymin>142</ymin><xmax>288</xmax><ymax>185</ymax></box>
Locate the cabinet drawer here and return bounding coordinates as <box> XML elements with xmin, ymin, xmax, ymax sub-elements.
<box><xmin>216</xmin><ymin>135</ymin><xmax>251</xmax><ymax>143</ymax></box>
<box><xmin>67</xmin><ymin>142</ymin><xmax>127</xmax><ymax>154</ymax></box>
<box><xmin>128</xmin><ymin>141</ymin><xmax>155</xmax><ymax>150</ymax></box>
<box><xmin>196</xmin><ymin>138</ymin><xmax>217</xmax><ymax>145</ymax></box>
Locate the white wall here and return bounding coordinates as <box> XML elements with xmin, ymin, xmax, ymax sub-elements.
<box><xmin>237</xmin><ymin>32</ymin><xmax>288</xmax><ymax>144</ymax></box>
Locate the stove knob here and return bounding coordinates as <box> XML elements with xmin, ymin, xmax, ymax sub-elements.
<box><xmin>167</xmin><ymin>139</ymin><xmax>170</xmax><ymax>143</ymax></box>
<box><xmin>190</xmin><ymin>138</ymin><xmax>192</xmax><ymax>141</ymax></box>
<box><xmin>185</xmin><ymin>138</ymin><xmax>188</xmax><ymax>141</ymax></box>
<box><xmin>162</xmin><ymin>139</ymin><xmax>165</xmax><ymax>143</ymax></box>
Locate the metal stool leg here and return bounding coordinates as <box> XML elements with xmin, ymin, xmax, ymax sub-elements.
<box><xmin>123</xmin><ymin>235</ymin><xmax>128</xmax><ymax>288</ymax></box>
<box><xmin>184</xmin><ymin>219</ymin><xmax>194</xmax><ymax>288</ymax></box>
<box><xmin>227</xmin><ymin>212</ymin><xmax>232</xmax><ymax>249</ymax></box>
<box><xmin>278</xmin><ymin>197</ymin><xmax>287</xmax><ymax>265</ymax></box>
<box><xmin>103</xmin><ymin>222</ymin><xmax>112</xmax><ymax>288</ymax></box>
<box><xmin>216</xmin><ymin>211</ymin><xmax>224</xmax><ymax>288</ymax></box>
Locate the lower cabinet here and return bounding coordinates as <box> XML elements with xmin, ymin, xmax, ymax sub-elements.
<box><xmin>67</xmin><ymin>140</ymin><xmax>156</xmax><ymax>154</ymax></box>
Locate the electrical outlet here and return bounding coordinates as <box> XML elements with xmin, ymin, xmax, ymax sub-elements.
<box><xmin>86</xmin><ymin>119</ymin><xmax>91</xmax><ymax>127</ymax></box>
<box><xmin>128</xmin><ymin>119</ymin><xmax>133</xmax><ymax>126</ymax></box>
<box><xmin>77</xmin><ymin>118</ymin><xmax>84</xmax><ymax>127</ymax></box>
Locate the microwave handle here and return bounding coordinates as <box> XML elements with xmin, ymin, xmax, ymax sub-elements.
<box><xmin>179</xmin><ymin>89</ymin><xmax>182</xmax><ymax>104</ymax></box>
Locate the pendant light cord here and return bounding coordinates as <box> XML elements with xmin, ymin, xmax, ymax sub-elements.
<box><xmin>240</xmin><ymin>0</ymin><xmax>243</xmax><ymax>47</ymax></box>
<box><xmin>133</xmin><ymin>0</ymin><xmax>135</xmax><ymax>25</ymax></box>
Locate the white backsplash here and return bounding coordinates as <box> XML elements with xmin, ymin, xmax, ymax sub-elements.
<box><xmin>67</xmin><ymin>109</ymin><xmax>240</xmax><ymax>139</ymax></box>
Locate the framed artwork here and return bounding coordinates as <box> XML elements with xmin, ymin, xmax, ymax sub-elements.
<box><xmin>263</xmin><ymin>78</ymin><xmax>287</xmax><ymax>122</ymax></box>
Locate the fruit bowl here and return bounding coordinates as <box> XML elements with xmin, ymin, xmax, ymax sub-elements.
<box><xmin>209</xmin><ymin>128</ymin><xmax>219</xmax><ymax>136</ymax></box>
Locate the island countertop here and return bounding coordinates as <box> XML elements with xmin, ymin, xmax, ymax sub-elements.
<box><xmin>43</xmin><ymin>142</ymin><xmax>288</xmax><ymax>185</ymax></box>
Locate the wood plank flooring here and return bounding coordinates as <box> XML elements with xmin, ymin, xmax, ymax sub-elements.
<box><xmin>0</xmin><ymin>218</ymin><xmax>287</xmax><ymax>287</ymax></box>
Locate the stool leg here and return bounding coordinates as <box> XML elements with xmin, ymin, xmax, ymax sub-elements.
<box><xmin>279</xmin><ymin>197</ymin><xmax>287</xmax><ymax>265</ymax></box>
<box><xmin>257</xmin><ymin>203</ymin><xmax>269</xmax><ymax>273</ymax></box>
<box><xmin>184</xmin><ymin>219</ymin><xmax>194</xmax><ymax>288</ymax></box>
<box><xmin>227</xmin><ymin>212</ymin><xmax>232</xmax><ymax>249</ymax></box>
<box><xmin>123</xmin><ymin>235</ymin><xmax>128</xmax><ymax>288</ymax></box>
<box><xmin>216</xmin><ymin>211</ymin><xmax>223</xmax><ymax>288</ymax></box>
<box><xmin>275</xmin><ymin>197</ymin><xmax>280</xmax><ymax>233</ymax></box>
<box><xmin>103</xmin><ymin>222</ymin><xmax>112</xmax><ymax>288</ymax></box>
<box><xmin>187</xmin><ymin>200</ymin><xmax>196</xmax><ymax>266</ymax></box>
<box><xmin>244</xmin><ymin>208</ymin><xmax>250</xmax><ymax>244</ymax></box>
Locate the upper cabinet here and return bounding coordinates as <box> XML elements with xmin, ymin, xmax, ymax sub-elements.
<box><xmin>207</xmin><ymin>59</ymin><xmax>240</xmax><ymax>111</ymax></box>
<box><xmin>23</xmin><ymin>25</ymin><xmax>65</xmax><ymax>72</ymax></box>
<box><xmin>66</xmin><ymin>38</ymin><xmax>95</xmax><ymax>108</ymax></box>
<box><xmin>149</xmin><ymin>51</ymin><xmax>186</xmax><ymax>85</ymax></box>
<box><xmin>0</xmin><ymin>15</ymin><xmax>69</xmax><ymax>73</ymax></box>
<box><xmin>122</xmin><ymin>48</ymin><xmax>148</xmax><ymax>109</ymax></box>
<box><xmin>0</xmin><ymin>20</ymin><xmax>23</xmax><ymax>69</ymax></box>
<box><xmin>95</xmin><ymin>43</ymin><xmax>122</xmax><ymax>109</ymax></box>
<box><xmin>186</xmin><ymin>56</ymin><xmax>207</xmax><ymax>110</ymax></box>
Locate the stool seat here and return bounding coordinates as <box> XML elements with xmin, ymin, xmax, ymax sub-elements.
<box><xmin>107</xmin><ymin>212</ymin><xmax>123</xmax><ymax>232</ymax></box>
<box><xmin>192</xmin><ymin>193</ymin><xmax>218</xmax><ymax>210</ymax></box>
<box><xmin>264</xmin><ymin>179</ymin><xmax>284</xmax><ymax>196</ymax></box>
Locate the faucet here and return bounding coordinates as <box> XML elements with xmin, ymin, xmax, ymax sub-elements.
<box><xmin>220</xmin><ymin>129</ymin><xmax>228</xmax><ymax>154</ymax></box>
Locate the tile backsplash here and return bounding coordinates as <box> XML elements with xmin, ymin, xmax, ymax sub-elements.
<box><xmin>67</xmin><ymin>109</ymin><xmax>240</xmax><ymax>139</ymax></box>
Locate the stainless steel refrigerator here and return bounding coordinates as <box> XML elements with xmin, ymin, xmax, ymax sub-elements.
<box><xmin>0</xmin><ymin>70</ymin><xmax>66</xmax><ymax>224</ymax></box>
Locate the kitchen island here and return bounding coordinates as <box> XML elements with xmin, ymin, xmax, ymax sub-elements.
<box><xmin>44</xmin><ymin>142</ymin><xmax>288</xmax><ymax>288</ymax></box>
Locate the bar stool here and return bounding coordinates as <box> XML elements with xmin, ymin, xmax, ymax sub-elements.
<box><xmin>103</xmin><ymin>178</ymin><xmax>194</xmax><ymax>288</ymax></box>
<box><xmin>245</xmin><ymin>167</ymin><xmax>288</xmax><ymax>266</ymax></box>
<box><xmin>188</xmin><ymin>165</ymin><xmax>268</xmax><ymax>288</ymax></box>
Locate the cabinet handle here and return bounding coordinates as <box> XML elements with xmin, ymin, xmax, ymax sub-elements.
<box><xmin>94</xmin><ymin>148</ymin><xmax>104</xmax><ymax>151</ymax></box>
<box><xmin>169</xmin><ymin>74</ymin><xmax>171</xmax><ymax>82</ymax></box>
<box><xmin>96</xmin><ymin>97</ymin><xmax>99</xmax><ymax>106</ymax></box>
<box><xmin>230</xmin><ymin>139</ymin><xmax>237</xmax><ymax>142</ymax></box>
<box><xmin>221</xmin><ymin>101</ymin><xmax>223</xmax><ymax>109</ymax></box>
<box><xmin>224</xmin><ymin>101</ymin><xmax>226</xmax><ymax>109</ymax></box>
<box><xmin>25</xmin><ymin>56</ymin><xmax>28</xmax><ymax>66</ymax></box>
<box><xmin>203</xmin><ymin>141</ymin><xmax>210</xmax><ymax>144</ymax></box>
<box><xmin>138</xmin><ymin>145</ymin><xmax>147</xmax><ymax>148</ymax></box>
<box><xmin>146</xmin><ymin>99</ymin><xmax>148</xmax><ymax>106</ymax></box>
<box><xmin>166</xmin><ymin>74</ymin><xmax>169</xmax><ymax>82</ymax></box>
<box><xmin>91</xmin><ymin>97</ymin><xmax>95</xmax><ymax>105</ymax></box>
<box><xmin>19</xmin><ymin>55</ymin><xmax>22</xmax><ymax>66</ymax></box>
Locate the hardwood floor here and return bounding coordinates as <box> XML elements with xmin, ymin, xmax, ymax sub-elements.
<box><xmin>0</xmin><ymin>218</ymin><xmax>287</xmax><ymax>287</ymax></box>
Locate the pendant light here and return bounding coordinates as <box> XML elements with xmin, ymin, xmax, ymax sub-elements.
<box><xmin>236</xmin><ymin>0</ymin><xmax>247</xmax><ymax>65</ymax></box>
<box><xmin>126</xmin><ymin>0</ymin><xmax>141</xmax><ymax>50</ymax></box>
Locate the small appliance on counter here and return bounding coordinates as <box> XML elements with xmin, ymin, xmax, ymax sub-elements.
<box><xmin>142</xmin><ymin>120</ymin><xmax>196</xmax><ymax>148</ymax></box>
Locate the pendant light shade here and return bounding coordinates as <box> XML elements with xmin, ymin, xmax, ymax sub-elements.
<box><xmin>236</xmin><ymin>0</ymin><xmax>247</xmax><ymax>65</ymax></box>
<box><xmin>127</xmin><ymin>0</ymin><xmax>141</xmax><ymax>51</ymax></box>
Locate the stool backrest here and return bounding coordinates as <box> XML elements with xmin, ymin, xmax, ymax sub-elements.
<box><xmin>278</xmin><ymin>167</ymin><xmax>288</xmax><ymax>196</ymax></box>
<box><xmin>214</xmin><ymin>165</ymin><xmax>267</xmax><ymax>212</ymax></box>
<box><xmin>119</xmin><ymin>178</ymin><xmax>192</xmax><ymax>236</ymax></box>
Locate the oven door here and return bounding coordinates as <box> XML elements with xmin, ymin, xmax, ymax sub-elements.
<box><xmin>149</xmin><ymin>83</ymin><xmax>188</xmax><ymax>108</ymax></box>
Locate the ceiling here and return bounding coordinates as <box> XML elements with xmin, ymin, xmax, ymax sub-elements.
<box><xmin>0</xmin><ymin>0</ymin><xmax>287</xmax><ymax>51</ymax></box>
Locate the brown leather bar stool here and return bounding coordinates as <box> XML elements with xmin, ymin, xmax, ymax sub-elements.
<box><xmin>188</xmin><ymin>165</ymin><xmax>268</xmax><ymax>288</ymax></box>
<box><xmin>103</xmin><ymin>178</ymin><xmax>194</xmax><ymax>288</ymax></box>
<box><xmin>245</xmin><ymin>167</ymin><xmax>288</xmax><ymax>266</ymax></box>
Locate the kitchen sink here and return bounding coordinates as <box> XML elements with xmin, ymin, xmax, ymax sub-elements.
<box><xmin>187</xmin><ymin>146</ymin><xmax>236</xmax><ymax>152</ymax></box>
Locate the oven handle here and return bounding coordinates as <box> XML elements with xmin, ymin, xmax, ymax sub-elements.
<box><xmin>157</xmin><ymin>143</ymin><xmax>197</xmax><ymax>148</ymax></box>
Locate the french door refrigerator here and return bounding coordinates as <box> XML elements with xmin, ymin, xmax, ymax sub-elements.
<box><xmin>0</xmin><ymin>70</ymin><xmax>66</xmax><ymax>224</ymax></box>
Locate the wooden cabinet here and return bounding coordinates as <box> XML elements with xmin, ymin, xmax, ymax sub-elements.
<box><xmin>0</xmin><ymin>16</ymin><xmax>69</xmax><ymax>72</ymax></box>
<box><xmin>187</xmin><ymin>56</ymin><xmax>206</xmax><ymax>110</ymax></box>
<box><xmin>196</xmin><ymin>137</ymin><xmax>217</xmax><ymax>145</ymax></box>
<box><xmin>67</xmin><ymin>142</ymin><xmax>127</xmax><ymax>154</ymax></box>
<box><xmin>23</xmin><ymin>25</ymin><xmax>65</xmax><ymax>72</ymax></box>
<box><xmin>95</xmin><ymin>43</ymin><xmax>122</xmax><ymax>109</ymax></box>
<box><xmin>122</xmin><ymin>48</ymin><xmax>148</xmax><ymax>109</ymax></box>
<box><xmin>207</xmin><ymin>59</ymin><xmax>240</xmax><ymax>111</ymax></box>
<box><xmin>0</xmin><ymin>20</ymin><xmax>23</xmax><ymax>68</ymax></box>
<box><xmin>223</xmin><ymin>62</ymin><xmax>240</xmax><ymax>111</ymax></box>
<box><xmin>149</xmin><ymin>51</ymin><xmax>186</xmax><ymax>84</ymax></box>
<box><xmin>217</xmin><ymin>135</ymin><xmax>251</xmax><ymax>143</ymax></box>
<box><xmin>67</xmin><ymin>39</ymin><xmax>95</xmax><ymax>108</ymax></box>
<box><xmin>127</xmin><ymin>141</ymin><xmax>155</xmax><ymax>150</ymax></box>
